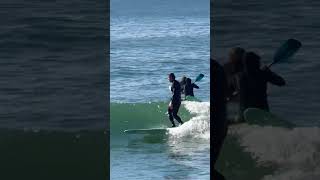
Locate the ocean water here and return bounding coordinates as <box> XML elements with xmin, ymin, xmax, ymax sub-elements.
<box><xmin>110</xmin><ymin>0</ymin><xmax>210</xmax><ymax>179</ymax></box>
<box><xmin>0</xmin><ymin>0</ymin><xmax>108</xmax><ymax>179</ymax></box>
<box><xmin>212</xmin><ymin>0</ymin><xmax>320</xmax><ymax>179</ymax></box>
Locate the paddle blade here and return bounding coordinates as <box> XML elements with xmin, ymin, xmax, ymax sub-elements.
<box><xmin>272</xmin><ymin>39</ymin><xmax>302</xmax><ymax>65</ymax></box>
<box><xmin>195</xmin><ymin>74</ymin><xmax>204</xmax><ymax>82</ymax></box>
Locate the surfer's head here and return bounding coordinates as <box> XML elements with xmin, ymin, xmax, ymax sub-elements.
<box><xmin>186</xmin><ymin>78</ymin><xmax>192</xmax><ymax>85</ymax></box>
<box><xmin>168</xmin><ymin>73</ymin><xmax>175</xmax><ymax>82</ymax></box>
<box><xmin>229</xmin><ymin>47</ymin><xmax>245</xmax><ymax>73</ymax></box>
<box><xmin>180</xmin><ymin>76</ymin><xmax>187</xmax><ymax>85</ymax></box>
<box><xmin>243</xmin><ymin>52</ymin><xmax>261</xmax><ymax>74</ymax></box>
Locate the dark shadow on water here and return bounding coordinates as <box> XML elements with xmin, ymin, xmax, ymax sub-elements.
<box><xmin>0</xmin><ymin>129</ymin><xmax>108</xmax><ymax>180</ymax></box>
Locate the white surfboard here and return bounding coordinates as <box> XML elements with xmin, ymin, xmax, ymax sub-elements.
<box><xmin>124</xmin><ymin>128</ymin><xmax>169</xmax><ymax>134</ymax></box>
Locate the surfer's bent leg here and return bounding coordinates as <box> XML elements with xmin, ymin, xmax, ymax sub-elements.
<box><xmin>172</xmin><ymin>102</ymin><xmax>183</xmax><ymax>124</ymax></box>
<box><xmin>168</xmin><ymin>107</ymin><xmax>176</xmax><ymax>127</ymax></box>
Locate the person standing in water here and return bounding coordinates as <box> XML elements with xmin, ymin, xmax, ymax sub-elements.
<box><xmin>223</xmin><ymin>47</ymin><xmax>246</xmax><ymax>123</ymax></box>
<box><xmin>239</xmin><ymin>52</ymin><xmax>286</xmax><ymax>117</ymax></box>
<box><xmin>211</xmin><ymin>59</ymin><xmax>227</xmax><ymax>180</ymax></box>
<box><xmin>184</xmin><ymin>78</ymin><xmax>199</xmax><ymax>97</ymax></box>
<box><xmin>224</xmin><ymin>47</ymin><xmax>245</xmax><ymax>101</ymax></box>
<box><xmin>168</xmin><ymin>73</ymin><xmax>184</xmax><ymax>127</ymax></box>
<box><xmin>180</xmin><ymin>76</ymin><xmax>187</xmax><ymax>94</ymax></box>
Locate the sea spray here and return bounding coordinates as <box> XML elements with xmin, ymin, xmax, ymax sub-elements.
<box><xmin>230</xmin><ymin>124</ymin><xmax>320</xmax><ymax>180</ymax></box>
<box><xmin>168</xmin><ymin>101</ymin><xmax>210</xmax><ymax>140</ymax></box>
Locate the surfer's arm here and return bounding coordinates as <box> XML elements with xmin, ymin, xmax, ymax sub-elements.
<box><xmin>193</xmin><ymin>83</ymin><xmax>199</xmax><ymax>89</ymax></box>
<box><xmin>226</xmin><ymin>91</ymin><xmax>239</xmax><ymax>101</ymax></box>
<box><xmin>225</xmin><ymin>73</ymin><xmax>240</xmax><ymax>101</ymax></box>
<box><xmin>168</xmin><ymin>101</ymin><xmax>173</xmax><ymax>109</ymax></box>
<box><xmin>263</xmin><ymin>67</ymin><xmax>286</xmax><ymax>86</ymax></box>
<box><xmin>226</xmin><ymin>75</ymin><xmax>241</xmax><ymax>101</ymax></box>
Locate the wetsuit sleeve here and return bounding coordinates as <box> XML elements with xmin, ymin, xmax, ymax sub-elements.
<box><xmin>264</xmin><ymin>68</ymin><xmax>286</xmax><ymax>86</ymax></box>
<box><xmin>192</xmin><ymin>83</ymin><xmax>199</xmax><ymax>89</ymax></box>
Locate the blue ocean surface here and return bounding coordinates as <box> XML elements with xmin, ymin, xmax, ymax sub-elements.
<box><xmin>111</xmin><ymin>0</ymin><xmax>210</xmax><ymax>103</ymax></box>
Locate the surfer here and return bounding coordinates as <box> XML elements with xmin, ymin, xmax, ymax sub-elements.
<box><xmin>183</xmin><ymin>78</ymin><xmax>199</xmax><ymax>97</ymax></box>
<box><xmin>168</xmin><ymin>73</ymin><xmax>184</xmax><ymax>127</ymax></box>
<box><xmin>239</xmin><ymin>52</ymin><xmax>286</xmax><ymax>117</ymax></box>
<box><xmin>223</xmin><ymin>47</ymin><xmax>246</xmax><ymax>123</ymax></box>
<box><xmin>211</xmin><ymin>59</ymin><xmax>227</xmax><ymax>180</ymax></box>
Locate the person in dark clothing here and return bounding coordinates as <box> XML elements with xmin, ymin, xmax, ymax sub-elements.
<box><xmin>211</xmin><ymin>59</ymin><xmax>228</xmax><ymax>180</ymax></box>
<box><xmin>240</xmin><ymin>52</ymin><xmax>286</xmax><ymax>117</ymax></box>
<box><xmin>223</xmin><ymin>47</ymin><xmax>246</xmax><ymax>123</ymax></box>
<box><xmin>184</xmin><ymin>78</ymin><xmax>199</xmax><ymax>97</ymax></box>
<box><xmin>223</xmin><ymin>47</ymin><xmax>245</xmax><ymax>101</ymax></box>
<box><xmin>180</xmin><ymin>76</ymin><xmax>187</xmax><ymax>94</ymax></box>
<box><xmin>168</xmin><ymin>73</ymin><xmax>184</xmax><ymax>127</ymax></box>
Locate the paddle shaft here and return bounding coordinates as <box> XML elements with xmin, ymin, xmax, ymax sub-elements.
<box><xmin>268</xmin><ymin>39</ymin><xmax>301</xmax><ymax>68</ymax></box>
<box><xmin>268</xmin><ymin>61</ymin><xmax>275</xmax><ymax>68</ymax></box>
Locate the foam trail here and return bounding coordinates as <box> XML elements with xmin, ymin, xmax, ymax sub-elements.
<box><xmin>168</xmin><ymin>101</ymin><xmax>210</xmax><ymax>140</ymax></box>
<box><xmin>230</xmin><ymin>124</ymin><xmax>320</xmax><ymax>180</ymax></box>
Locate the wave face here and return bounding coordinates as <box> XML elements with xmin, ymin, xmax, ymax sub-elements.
<box><xmin>110</xmin><ymin>101</ymin><xmax>210</xmax><ymax>139</ymax></box>
<box><xmin>110</xmin><ymin>100</ymin><xmax>210</xmax><ymax>179</ymax></box>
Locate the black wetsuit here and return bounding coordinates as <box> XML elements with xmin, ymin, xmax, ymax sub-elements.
<box><xmin>184</xmin><ymin>83</ymin><xmax>199</xmax><ymax>97</ymax></box>
<box><xmin>168</xmin><ymin>80</ymin><xmax>183</xmax><ymax>127</ymax></box>
<box><xmin>223</xmin><ymin>62</ymin><xmax>241</xmax><ymax>101</ymax></box>
<box><xmin>240</xmin><ymin>68</ymin><xmax>285</xmax><ymax>115</ymax></box>
<box><xmin>211</xmin><ymin>60</ymin><xmax>227</xmax><ymax>180</ymax></box>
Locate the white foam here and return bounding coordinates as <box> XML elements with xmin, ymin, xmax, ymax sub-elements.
<box><xmin>167</xmin><ymin>101</ymin><xmax>210</xmax><ymax>140</ymax></box>
<box><xmin>230</xmin><ymin>124</ymin><xmax>320</xmax><ymax>180</ymax></box>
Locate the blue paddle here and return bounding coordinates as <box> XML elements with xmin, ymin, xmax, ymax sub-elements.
<box><xmin>268</xmin><ymin>39</ymin><xmax>302</xmax><ymax>68</ymax></box>
<box><xmin>227</xmin><ymin>39</ymin><xmax>301</xmax><ymax>101</ymax></box>
<box><xmin>194</xmin><ymin>73</ymin><xmax>204</xmax><ymax>82</ymax></box>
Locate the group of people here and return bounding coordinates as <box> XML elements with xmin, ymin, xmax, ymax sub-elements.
<box><xmin>167</xmin><ymin>73</ymin><xmax>200</xmax><ymax>127</ymax></box>
<box><xmin>165</xmin><ymin>48</ymin><xmax>286</xmax><ymax>178</ymax></box>
<box><xmin>212</xmin><ymin>47</ymin><xmax>286</xmax><ymax>179</ymax></box>
<box><xmin>179</xmin><ymin>76</ymin><xmax>199</xmax><ymax>97</ymax></box>
<box><xmin>225</xmin><ymin>48</ymin><xmax>286</xmax><ymax>121</ymax></box>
